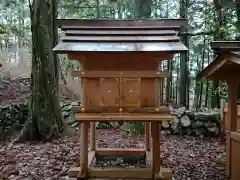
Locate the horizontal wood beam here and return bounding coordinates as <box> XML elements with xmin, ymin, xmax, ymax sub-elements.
<box><xmin>211</xmin><ymin>41</ymin><xmax>240</xmax><ymax>52</ymax></box>
<box><xmin>95</xmin><ymin>148</ymin><xmax>146</xmax><ymax>157</ymax></box>
<box><xmin>231</xmin><ymin>132</ymin><xmax>240</xmax><ymax>142</ymax></box>
<box><xmin>156</xmin><ymin>167</ymin><xmax>173</xmax><ymax>180</ymax></box>
<box><xmin>71</xmin><ymin>70</ymin><xmax>169</xmax><ymax>78</ymax></box>
<box><xmin>73</xmin><ymin>106</ymin><xmax>170</xmax><ymax>114</ymax></box>
<box><xmin>65</xmin><ymin>30</ymin><xmax>178</xmax><ymax>36</ymax></box>
<box><xmin>88</xmin><ymin>168</ymin><xmax>152</xmax><ymax>179</ymax></box>
<box><xmin>68</xmin><ymin>166</ymin><xmax>172</xmax><ymax>179</ymax></box>
<box><xmin>68</xmin><ymin>151</ymin><xmax>96</xmax><ymax>177</ymax></box>
<box><xmin>61</xmin><ymin>35</ymin><xmax>180</xmax><ymax>43</ymax></box>
<box><xmin>75</xmin><ymin>113</ymin><xmax>173</xmax><ymax>122</ymax></box>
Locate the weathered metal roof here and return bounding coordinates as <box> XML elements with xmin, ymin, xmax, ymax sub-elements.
<box><xmin>197</xmin><ymin>41</ymin><xmax>240</xmax><ymax>80</ymax></box>
<box><xmin>56</xmin><ymin>19</ymin><xmax>187</xmax><ymax>28</ymax></box>
<box><xmin>211</xmin><ymin>41</ymin><xmax>240</xmax><ymax>52</ymax></box>
<box><xmin>53</xmin><ymin>19</ymin><xmax>188</xmax><ymax>53</ymax></box>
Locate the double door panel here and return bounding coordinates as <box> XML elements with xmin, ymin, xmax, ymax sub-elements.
<box><xmin>83</xmin><ymin>77</ymin><xmax>157</xmax><ymax>109</ymax></box>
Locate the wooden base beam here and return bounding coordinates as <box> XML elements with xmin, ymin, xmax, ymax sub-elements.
<box><xmin>68</xmin><ymin>167</ymin><xmax>172</xmax><ymax>180</ymax></box>
<box><xmin>157</xmin><ymin>167</ymin><xmax>173</xmax><ymax>180</ymax></box>
<box><xmin>88</xmin><ymin>168</ymin><xmax>152</xmax><ymax>179</ymax></box>
<box><xmin>68</xmin><ymin>151</ymin><xmax>96</xmax><ymax>178</ymax></box>
<box><xmin>95</xmin><ymin>148</ymin><xmax>145</xmax><ymax>157</ymax></box>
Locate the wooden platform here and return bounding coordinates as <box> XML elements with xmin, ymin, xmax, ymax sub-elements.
<box><xmin>68</xmin><ymin>149</ymin><xmax>173</xmax><ymax>180</ymax></box>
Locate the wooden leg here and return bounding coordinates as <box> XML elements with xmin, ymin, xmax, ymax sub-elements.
<box><xmin>220</xmin><ymin>99</ymin><xmax>226</xmax><ymax>144</ymax></box>
<box><xmin>90</xmin><ymin>122</ymin><xmax>96</xmax><ymax>151</ymax></box>
<box><xmin>79</xmin><ymin>122</ymin><xmax>89</xmax><ymax>179</ymax></box>
<box><xmin>226</xmin><ymin>81</ymin><xmax>238</xmax><ymax>178</ymax></box>
<box><xmin>151</xmin><ymin>122</ymin><xmax>160</xmax><ymax>179</ymax></box>
<box><xmin>145</xmin><ymin>122</ymin><xmax>150</xmax><ymax>151</ymax></box>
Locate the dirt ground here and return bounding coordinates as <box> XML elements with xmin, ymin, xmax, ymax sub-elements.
<box><xmin>0</xmin><ymin>129</ymin><xmax>226</xmax><ymax>180</ymax></box>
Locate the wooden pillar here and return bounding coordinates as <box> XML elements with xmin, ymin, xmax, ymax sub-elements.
<box><xmin>151</xmin><ymin>122</ymin><xmax>160</xmax><ymax>179</ymax></box>
<box><xmin>220</xmin><ymin>99</ymin><xmax>226</xmax><ymax>144</ymax></box>
<box><xmin>159</xmin><ymin>79</ymin><xmax>163</xmax><ymax>104</ymax></box>
<box><xmin>145</xmin><ymin>122</ymin><xmax>150</xmax><ymax>151</ymax></box>
<box><xmin>79</xmin><ymin>122</ymin><xmax>89</xmax><ymax>178</ymax></box>
<box><xmin>90</xmin><ymin>122</ymin><xmax>96</xmax><ymax>151</ymax></box>
<box><xmin>226</xmin><ymin>80</ymin><xmax>238</xmax><ymax>178</ymax></box>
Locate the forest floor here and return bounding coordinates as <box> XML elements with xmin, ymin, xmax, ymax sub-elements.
<box><xmin>0</xmin><ymin>129</ymin><xmax>226</xmax><ymax>180</ymax></box>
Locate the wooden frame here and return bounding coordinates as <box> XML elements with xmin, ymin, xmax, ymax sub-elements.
<box><xmin>73</xmin><ymin>106</ymin><xmax>170</xmax><ymax>113</ymax></box>
<box><xmin>72</xmin><ymin>70</ymin><xmax>170</xmax><ymax>78</ymax></box>
<box><xmin>199</xmin><ymin>41</ymin><xmax>240</xmax><ymax>180</ymax></box>
<box><xmin>68</xmin><ymin>121</ymin><xmax>173</xmax><ymax>180</ymax></box>
<box><xmin>53</xmin><ymin>19</ymin><xmax>188</xmax><ymax>180</ymax></box>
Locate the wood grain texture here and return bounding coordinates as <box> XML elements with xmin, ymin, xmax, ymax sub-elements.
<box><xmin>75</xmin><ymin>113</ymin><xmax>173</xmax><ymax>122</ymax></box>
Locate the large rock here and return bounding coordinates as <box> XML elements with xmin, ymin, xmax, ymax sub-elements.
<box><xmin>162</xmin><ymin>120</ymin><xmax>170</xmax><ymax>129</ymax></box>
<box><xmin>161</xmin><ymin>107</ymin><xmax>221</xmax><ymax>137</ymax></box>
<box><xmin>180</xmin><ymin>115</ymin><xmax>191</xmax><ymax>127</ymax></box>
<box><xmin>169</xmin><ymin>116</ymin><xmax>180</xmax><ymax>134</ymax></box>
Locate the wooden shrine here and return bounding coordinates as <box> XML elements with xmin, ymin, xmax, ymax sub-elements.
<box><xmin>53</xmin><ymin>19</ymin><xmax>188</xmax><ymax>180</ymax></box>
<box><xmin>198</xmin><ymin>41</ymin><xmax>240</xmax><ymax>180</ymax></box>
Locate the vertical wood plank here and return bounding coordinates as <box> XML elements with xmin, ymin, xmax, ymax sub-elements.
<box><xmin>226</xmin><ymin>80</ymin><xmax>238</xmax><ymax>178</ymax></box>
<box><xmin>151</xmin><ymin>122</ymin><xmax>160</xmax><ymax>178</ymax></box>
<box><xmin>90</xmin><ymin>122</ymin><xmax>96</xmax><ymax>151</ymax></box>
<box><xmin>145</xmin><ymin>122</ymin><xmax>150</xmax><ymax>151</ymax></box>
<box><xmin>80</xmin><ymin>122</ymin><xmax>89</xmax><ymax>177</ymax></box>
<box><xmin>159</xmin><ymin>79</ymin><xmax>163</xmax><ymax>105</ymax></box>
<box><xmin>220</xmin><ymin>99</ymin><xmax>226</xmax><ymax>144</ymax></box>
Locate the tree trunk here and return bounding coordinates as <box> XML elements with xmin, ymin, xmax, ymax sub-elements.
<box><xmin>97</xmin><ymin>0</ymin><xmax>100</xmax><ymax>18</ymax></box>
<box><xmin>19</xmin><ymin>0</ymin><xmax>64</xmax><ymax>141</ymax></box>
<box><xmin>198</xmin><ymin>37</ymin><xmax>206</xmax><ymax>108</ymax></box>
<box><xmin>212</xmin><ymin>0</ymin><xmax>227</xmax><ymax>108</ymax></box>
<box><xmin>134</xmin><ymin>0</ymin><xmax>152</xmax><ymax>19</ymax></box>
<box><xmin>179</xmin><ymin>0</ymin><xmax>189</xmax><ymax>108</ymax></box>
<box><xmin>166</xmin><ymin>61</ymin><xmax>172</xmax><ymax>102</ymax></box>
<box><xmin>176</xmin><ymin>59</ymin><xmax>179</xmax><ymax>105</ymax></box>
<box><xmin>235</xmin><ymin>0</ymin><xmax>240</xmax><ymax>39</ymax></box>
<box><xmin>194</xmin><ymin>57</ymin><xmax>200</xmax><ymax>108</ymax></box>
<box><xmin>204</xmin><ymin>40</ymin><xmax>210</xmax><ymax>107</ymax></box>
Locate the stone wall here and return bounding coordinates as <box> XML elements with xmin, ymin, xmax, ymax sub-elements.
<box><xmin>163</xmin><ymin>107</ymin><xmax>220</xmax><ymax>137</ymax></box>
<box><xmin>0</xmin><ymin>102</ymin><xmax>79</xmax><ymax>137</ymax></box>
<box><xmin>0</xmin><ymin>103</ymin><xmax>220</xmax><ymax>138</ymax></box>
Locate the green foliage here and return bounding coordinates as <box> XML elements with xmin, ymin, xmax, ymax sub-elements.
<box><xmin>121</xmin><ymin>122</ymin><xmax>145</xmax><ymax>136</ymax></box>
<box><xmin>1</xmin><ymin>0</ymin><xmax>239</xmax><ymax>135</ymax></box>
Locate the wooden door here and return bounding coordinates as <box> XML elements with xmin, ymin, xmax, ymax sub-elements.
<box><xmin>141</xmin><ymin>78</ymin><xmax>157</xmax><ymax>107</ymax></box>
<box><xmin>122</xmin><ymin>78</ymin><xmax>141</xmax><ymax>107</ymax></box>
<box><xmin>100</xmin><ymin>77</ymin><xmax>120</xmax><ymax>107</ymax></box>
<box><xmin>84</xmin><ymin>78</ymin><xmax>100</xmax><ymax>107</ymax></box>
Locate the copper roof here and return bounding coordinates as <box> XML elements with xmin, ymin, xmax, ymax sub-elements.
<box><xmin>53</xmin><ymin>19</ymin><xmax>188</xmax><ymax>53</ymax></box>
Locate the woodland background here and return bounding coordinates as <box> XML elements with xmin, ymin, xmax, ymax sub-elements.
<box><xmin>1</xmin><ymin>0</ymin><xmax>239</xmax><ymax>108</ymax></box>
<box><xmin>0</xmin><ymin>1</ymin><xmax>234</xmax><ymax>179</ymax></box>
<box><xmin>0</xmin><ymin>0</ymin><xmax>239</xmax><ymax>141</ymax></box>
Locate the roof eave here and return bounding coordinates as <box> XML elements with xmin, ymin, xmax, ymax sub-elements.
<box><xmin>55</xmin><ymin>18</ymin><xmax>188</xmax><ymax>28</ymax></box>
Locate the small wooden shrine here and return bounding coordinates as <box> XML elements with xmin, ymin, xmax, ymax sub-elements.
<box><xmin>198</xmin><ymin>41</ymin><xmax>240</xmax><ymax>180</ymax></box>
<box><xmin>53</xmin><ymin>19</ymin><xmax>188</xmax><ymax>180</ymax></box>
